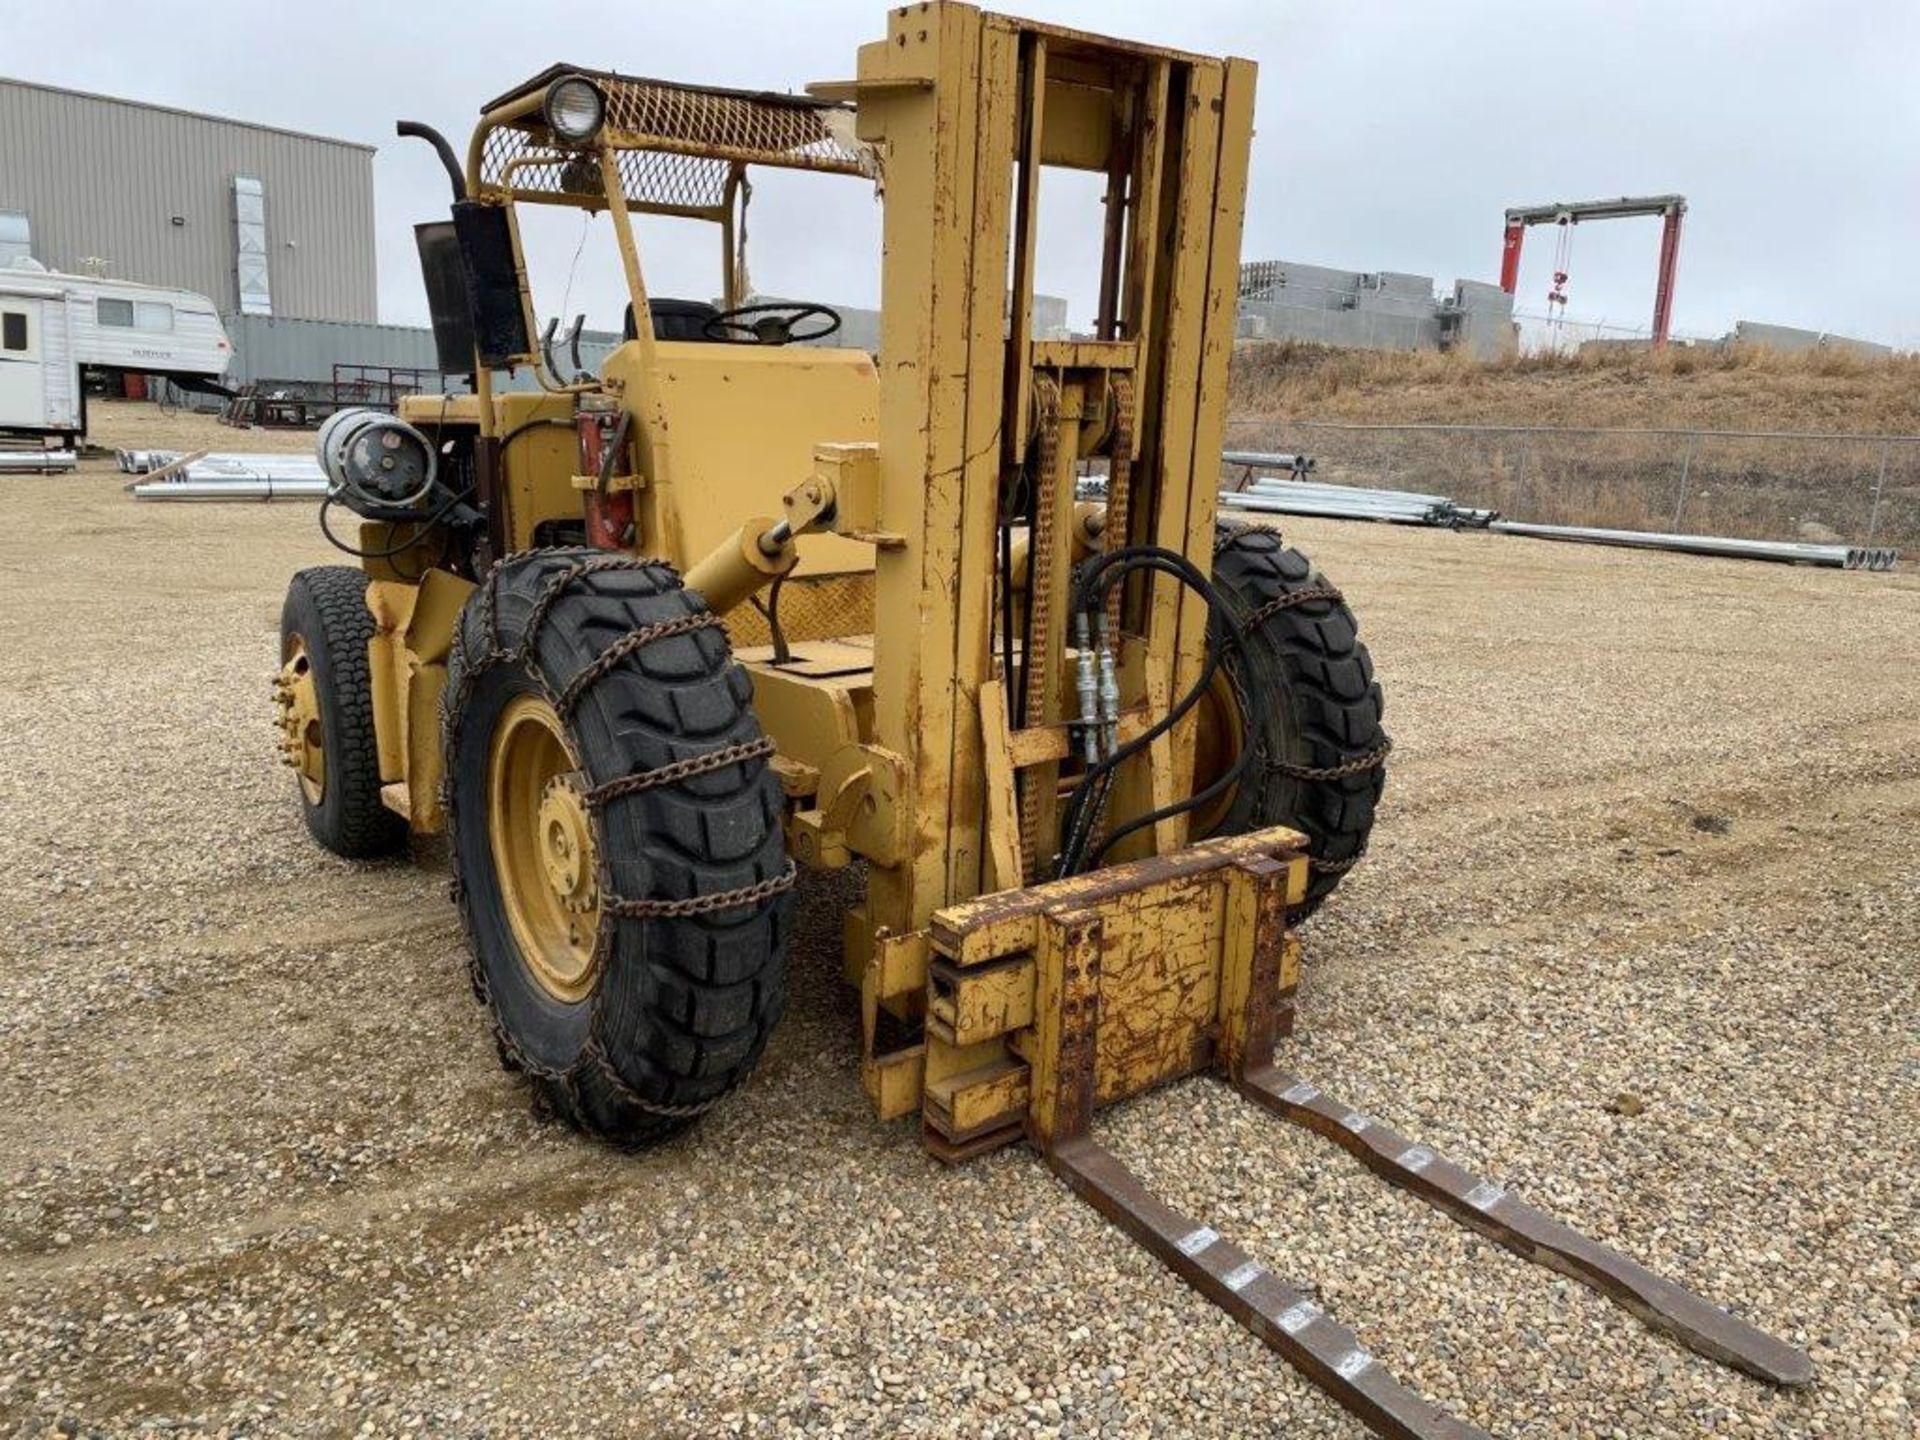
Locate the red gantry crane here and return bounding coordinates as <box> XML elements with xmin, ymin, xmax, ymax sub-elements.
<box><xmin>1498</xmin><ymin>193</ymin><xmax>1687</xmax><ymax>346</ymax></box>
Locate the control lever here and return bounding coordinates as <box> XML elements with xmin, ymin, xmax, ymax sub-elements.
<box><xmin>566</xmin><ymin>315</ymin><xmax>587</xmax><ymax>379</ymax></box>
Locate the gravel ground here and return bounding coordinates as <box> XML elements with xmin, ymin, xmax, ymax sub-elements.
<box><xmin>1</xmin><ymin>403</ymin><xmax>1915</xmax><ymax>1438</ymax></box>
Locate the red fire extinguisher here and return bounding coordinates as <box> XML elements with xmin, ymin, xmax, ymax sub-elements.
<box><xmin>577</xmin><ymin>407</ymin><xmax>635</xmax><ymax>551</ymax></box>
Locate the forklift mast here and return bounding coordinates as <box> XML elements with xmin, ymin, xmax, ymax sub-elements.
<box><xmin>839</xmin><ymin>7</ymin><xmax>1255</xmax><ymax>942</ymax></box>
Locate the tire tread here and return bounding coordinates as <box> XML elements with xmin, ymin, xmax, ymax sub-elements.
<box><xmin>443</xmin><ymin>550</ymin><xmax>788</xmax><ymax>1148</ymax></box>
<box><xmin>1210</xmin><ymin>524</ymin><xmax>1388</xmax><ymax>915</ymax></box>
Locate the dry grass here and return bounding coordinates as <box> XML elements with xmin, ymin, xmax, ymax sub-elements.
<box><xmin>1229</xmin><ymin>341</ymin><xmax>1920</xmax><ymax>435</ymax></box>
<box><xmin>1226</xmin><ymin>344</ymin><xmax>1920</xmax><ymax>552</ymax></box>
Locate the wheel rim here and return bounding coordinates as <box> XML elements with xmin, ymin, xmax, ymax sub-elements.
<box><xmin>1189</xmin><ymin>668</ymin><xmax>1245</xmax><ymax>836</ymax></box>
<box><xmin>487</xmin><ymin>693</ymin><xmax>603</xmax><ymax>1003</ymax></box>
<box><xmin>274</xmin><ymin>635</ymin><xmax>325</xmax><ymax>805</ymax></box>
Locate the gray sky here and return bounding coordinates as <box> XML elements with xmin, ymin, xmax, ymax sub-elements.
<box><xmin>15</xmin><ymin>0</ymin><xmax>1919</xmax><ymax>346</ymax></box>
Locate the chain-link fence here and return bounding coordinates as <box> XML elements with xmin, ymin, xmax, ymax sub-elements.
<box><xmin>1222</xmin><ymin>418</ymin><xmax>1920</xmax><ymax>554</ymax></box>
<box><xmin>1510</xmin><ymin>309</ymin><xmax>1713</xmax><ymax>354</ymax></box>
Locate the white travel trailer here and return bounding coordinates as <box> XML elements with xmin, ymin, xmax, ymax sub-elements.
<box><xmin>0</xmin><ymin>259</ymin><xmax>232</xmax><ymax>443</ymax></box>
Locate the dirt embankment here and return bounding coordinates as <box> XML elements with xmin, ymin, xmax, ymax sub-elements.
<box><xmin>1229</xmin><ymin>341</ymin><xmax>1920</xmax><ymax>435</ymax></box>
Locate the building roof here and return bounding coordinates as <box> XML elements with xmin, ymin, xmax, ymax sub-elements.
<box><xmin>0</xmin><ymin>74</ymin><xmax>375</xmax><ymax>154</ymax></box>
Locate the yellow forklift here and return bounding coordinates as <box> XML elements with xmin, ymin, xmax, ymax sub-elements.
<box><xmin>273</xmin><ymin>7</ymin><xmax>1810</xmax><ymax>1432</ymax></box>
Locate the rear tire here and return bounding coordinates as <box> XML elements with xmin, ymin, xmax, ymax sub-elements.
<box><xmin>1206</xmin><ymin>523</ymin><xmax>1389</xmax><ymax>917</ymax></box>
<box><xmin>279</xmin><ymin>567</ymin><xmax>408</xmax><ymax>859</ymax></box>
<box><xmin>443</xmin><ymin>549</ymin><xmax>791</xmax><ymax>1148</ymax></box>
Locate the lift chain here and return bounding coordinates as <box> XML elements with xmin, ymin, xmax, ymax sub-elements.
<box><xmin>1102</xmin><ymin>373</ymin><xmax>1136</xmax><ymax>636</ymax></box>
<box><xmin>1017</xmin><ymin>377</ymin><xmax>1064</xmax><ymax>882</ymax></box>
<box><xmin>584</xmin><ymin>735</ymin><xmax>778</xmax><ymax>809</ymax></box>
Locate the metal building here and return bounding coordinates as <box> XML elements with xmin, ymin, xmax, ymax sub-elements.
<box><xmin>0</xmin><ymin>77</ymin><xmax>376</xmax><ymax>323</ymax></box>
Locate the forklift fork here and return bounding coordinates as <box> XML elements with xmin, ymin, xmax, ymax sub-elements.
<box><xmin>938</xmin><ymin>835</ymin><xmax>1816</xmax><ymax>1437</ymax></box>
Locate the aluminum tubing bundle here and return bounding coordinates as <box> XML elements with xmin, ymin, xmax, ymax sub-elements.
<box><xmin>1239</xmin><ymin>478</ymin><xmax>1456</xmax><ymax>508</ymax></box>
<box><xmin>1220</xmin><ymin>490</ymin><xmax>1445</xmax><ymax>525</ymax></box>
<box><xmin>118</xmin><ymin>449</ymin><xmax>197</xmax><ymax>474</ymax></box>
<box><xmin>186</xmin><ymin>455</ymin><xmax>328</xmax><ymax>482</ymax></box>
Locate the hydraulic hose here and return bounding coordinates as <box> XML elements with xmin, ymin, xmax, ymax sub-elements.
<box><xmin>1052</xmin><ymin>545</ymin><xmax>1254</xmax><ymax>878</ymax></box>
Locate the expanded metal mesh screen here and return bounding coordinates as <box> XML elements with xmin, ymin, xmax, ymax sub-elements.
<box><xmin>483</xmin><ymin>127</ymin><xmax>733</xmax><ymax>211</ymax></box>
<box><xmin>601</xmin><ymin>77</ymin><xmax>867</xmax><ymax>170</ymax></box>
<box><xmin>480</xmin><ymin>74</ymin><xmax>870</xmax><ymax>211</ymax></box>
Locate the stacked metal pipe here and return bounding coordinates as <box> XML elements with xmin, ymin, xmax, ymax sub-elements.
<box><xmin>129</xmin><ymin>451</ymin><xmax>328</xmax><ymax>501</ymax></box>
<box><xmin>1219</xmin><ymin>471</ymin><xmax>1498</xmax><ymax>528</ymax></box>
<box><xmin>1216</xmin><ymin>450</ymin><xmax>1896</xmax><ymax>571</ymax></box>
<box><xmin>1222</xmin><ymin>450</ymin><xmax>1315</xmax><ymax>475</ymax></box>
<box><xmin>0</xmin><ymin>449</ymin><xmax>78</xmax><ymax>474</ymax></box>
<box><xmin>1490</xmin><ymin>520</ymin><xmax>1899</xmax><ymax>572</ymax></box>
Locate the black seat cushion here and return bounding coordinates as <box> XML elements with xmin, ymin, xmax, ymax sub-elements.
<box><xmin>624</xmin><ymin>298</ymin><xmax>723</xmax><ymax>343</ymax></box>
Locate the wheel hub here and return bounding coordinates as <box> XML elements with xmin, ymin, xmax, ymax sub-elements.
<box><xmin>538</xmin><ymin>773</ymin><xmax>598</xmax><ymax>913</ymax></box>
<box><xmin>273</xmin><ymin>637</ymin><xmax>325</xmax><ymax>804</ymax></box>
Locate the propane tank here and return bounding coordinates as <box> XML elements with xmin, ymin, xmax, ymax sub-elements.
<box><xmin>316</xmin><ymin>407</ymin><xmax>438</xmax><ymax>513</ymax></box>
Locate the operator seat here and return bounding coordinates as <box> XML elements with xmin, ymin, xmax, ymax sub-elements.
<box><xmin>625</xmin><ymin>299</ymin><xmax>722</xmax><ymax>343</ymax></box>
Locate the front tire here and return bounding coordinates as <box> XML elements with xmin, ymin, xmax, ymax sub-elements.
<box><xmin>278</xmin><ymin>566</ymin><xmax>408</xmax><ymax>859</ymax></box>
<box><xmin>1203</xmin><ymin>523</ymin><xmax>1389</xmax><ymax>917</ymax></box>
<box><xmin>443</xmin><ymin>549</ymin><xmax>791</xmax><ymax>1147</ymax></box>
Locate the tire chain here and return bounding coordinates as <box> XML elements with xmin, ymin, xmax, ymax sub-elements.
<box><xmin>1207</xmin><ymin>533</ymin><xmax>1389</xmax><ymax>880</ymax></box>
<box><xmin>585</xmin><ymin>735</ymin><xmax>778</xmax><ymax>808</ymax></box>
<box><xmin>1264</xmin><ymin>735</ymin><xmax>1393</xmax><ymax>784</ymax></box>
<box><xmin>1213</xmin><ymin>520</ymin><xmax>1266</xmax><ymax>554</ymax></box>
<box><xmin>557</xmin><ymin>611</ymin><xmax>724</xmax><ymax>717</ymax></box>
<box><xmin>1306</xmin><ymin>848</ymin><xmax>1369</xmax><ymax>877</ymax></box>
<box><xmin>1244</xmin><ymin>583</ymin><xmax>1345</xmax><ymax>631</ymax></box>
<box><xmin>444</xmin><ymin>548</ymin><xmax>788</xmax><ymax>1122</ymax></box>
<box><xmin>601</xmin><ymin>863</ymin><xmax>798</xmax><ymax>921</ymax></box>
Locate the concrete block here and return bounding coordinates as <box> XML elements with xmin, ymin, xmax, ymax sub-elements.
<box><xmin>1732</xmin><ymin>319</ymin><xmax>1890</xmax><ymax>359</ymax></box>
<box><xmin>1453</xmin><ymin>279</ymin><xmax>1512</xmax><ymax>314</ymax></box>
<box><xmin>1237</xmin><ymin>256</ymin><xmax>1524</xmax><ymax>357</ymax></box>
<box><xmin>1366</xmin><ymin>271</ymin><xmax>1436</xmax><ymax>300</ymax></box>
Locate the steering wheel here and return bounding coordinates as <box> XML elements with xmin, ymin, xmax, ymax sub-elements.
<box><xmin>702</xmin><ymin>302</ymin><xmax>842</xmax><ymax>346</ymax></box>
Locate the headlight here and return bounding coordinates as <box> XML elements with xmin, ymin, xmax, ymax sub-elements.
<box><xmin>543</xmin><ymin>76</ymin><xmax>605</xmax><ymax>144</ymax></box>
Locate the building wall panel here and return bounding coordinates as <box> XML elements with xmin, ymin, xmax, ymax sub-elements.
<box><xmin>0</xmin><ymin>78</ymin><xmax>376</xmax><ymax>323</ymax></box>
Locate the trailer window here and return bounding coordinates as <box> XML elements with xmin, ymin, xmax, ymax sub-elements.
<box><xmin>97</xmin><ymin>298</ymin><xmax>175</xmax><ymax>332</ymax></box>
<box><xmin>2</xmin><ymin>312</ymin><xmax>24</xmax><ymax>351</ymax></box>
